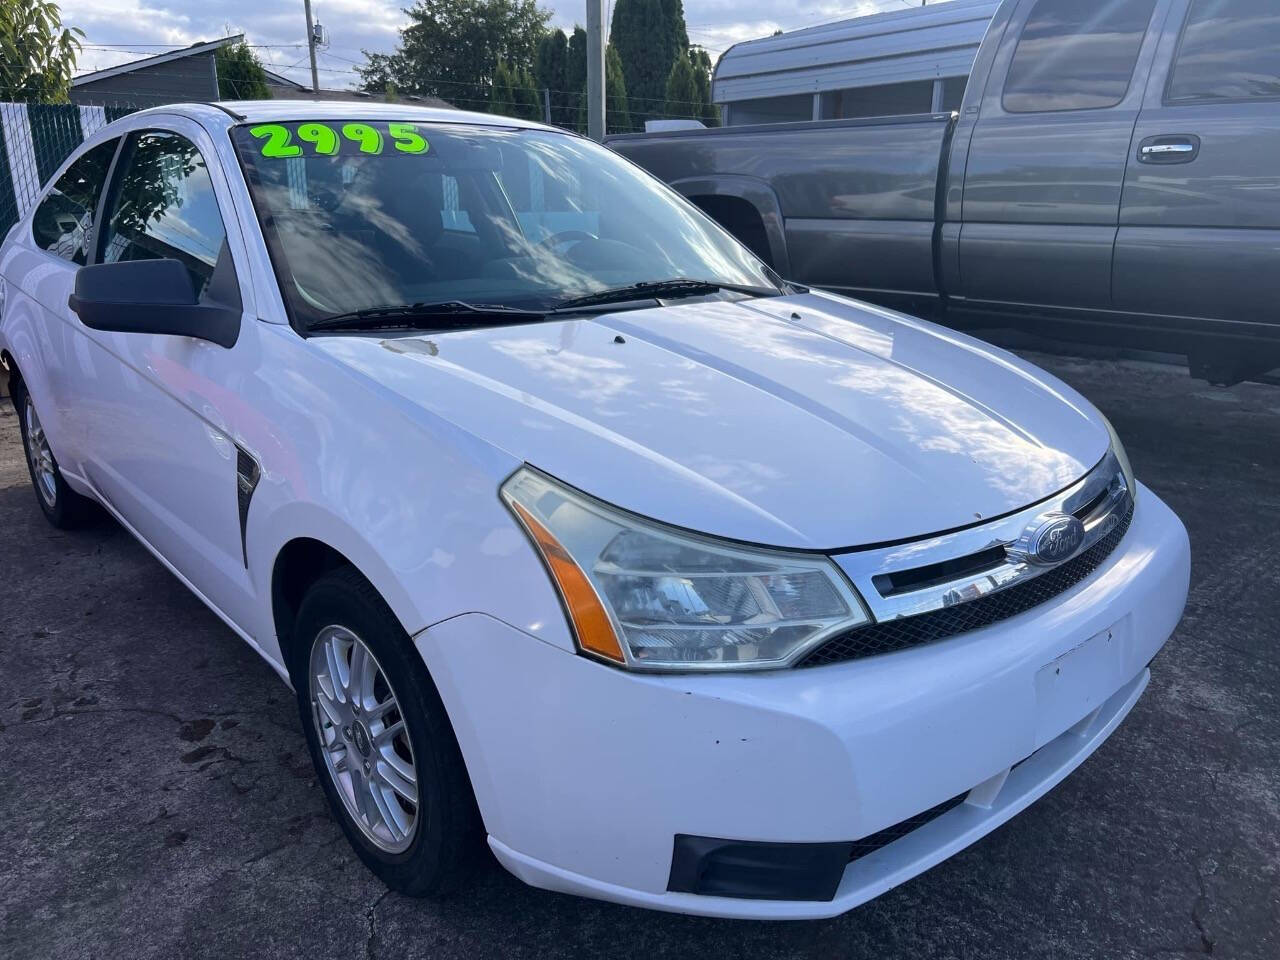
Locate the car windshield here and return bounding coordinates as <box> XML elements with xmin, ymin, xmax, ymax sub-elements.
<box><xmin>231</xmin><ymin>119</ymin><xmax>780</xmax><ymax>329</ymax></box>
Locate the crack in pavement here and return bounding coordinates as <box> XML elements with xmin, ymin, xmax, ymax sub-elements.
<box><xmin>1191</xmin><ymin>861</ymin><xmax>1215</xmax><ymax>955</ymax></box>
<box><xmin>365</xmin><ymin>889</ymin><xmax>392</xmax><ymax>960</ymax></box>
<box><xmin>3</xmin><ymin>705</ymin><xmax>187</xmax><ymax>727</ymax></box>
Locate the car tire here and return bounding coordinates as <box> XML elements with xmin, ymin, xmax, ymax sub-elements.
<box><xmin>292</xmin><ymin>565</ymin><xmax>483</xmax><ymax>897</ymax></box>
<box><xmin>13</xmin><ymin>379</ymin><xmax>96</xmax><ymax>529</ymax></box>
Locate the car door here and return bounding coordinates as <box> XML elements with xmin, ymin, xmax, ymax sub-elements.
<box><xmin>957</xmin><ymin>0</ymin><xmax>1169</xmax><ymax>312</ymax></box>
<box><xmin>23</xmin><ymin>137</ymin><xmax>121</xmax><ymax>469</ymax></box>
<box><xmin>1114</xmin><ymin>0</ymin><xmax>1280</xmax><ymax>357</ymax></box>
<box><xmin>75</xmin><ymin>119</ymin><xmax>260</xmax><ymax>629</ymax></box>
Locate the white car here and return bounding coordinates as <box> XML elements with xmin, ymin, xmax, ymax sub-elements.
<box><xmin>0</xmin><ymin>102</ymin><xmax>1190</xmax><ymax>919</ymax></box>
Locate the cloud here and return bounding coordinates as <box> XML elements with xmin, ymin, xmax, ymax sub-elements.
<box><xmin>62</xmin><ymin>0</ymin><xmax>947</xmax><ymax>88</ymax></box>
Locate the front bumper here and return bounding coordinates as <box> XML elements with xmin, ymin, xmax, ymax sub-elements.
<box><xmin>416</xmin><ymin>484</ymin><xmax>1190</xmax><ymax>919</ymax></box>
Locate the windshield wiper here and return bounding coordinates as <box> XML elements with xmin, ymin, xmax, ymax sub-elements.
<box><xmin>308</xmin><ymin>300</ymin><xmax>546</xmax><ymax>333</ymax></box>
<box><xmin>551</xmin><ymin>278</ymin><xmax>779</xmax><ymax>312</ymax></box>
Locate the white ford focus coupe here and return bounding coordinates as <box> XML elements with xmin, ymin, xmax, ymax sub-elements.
<box><xmin>0</xmin><ymin>102</ymin><xmax>1189</xmax><ymax>918</ymax></box>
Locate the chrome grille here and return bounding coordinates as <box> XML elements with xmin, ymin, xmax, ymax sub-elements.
<box><xmin>801</xmin><ymin>500</ymin><xmax>1133</xmax><ymax>667</ymax></box>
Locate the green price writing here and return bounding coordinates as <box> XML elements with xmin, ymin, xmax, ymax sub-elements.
<box><xmin>247</xmin><ymin>122</ymin><xmax>431</xmax><ymax>158</ymax></box>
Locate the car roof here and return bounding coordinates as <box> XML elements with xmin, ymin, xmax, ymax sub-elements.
<box><xmin>146</xmin><ymin>100</ymin><xmax>562</xmax><ymax>134</ymax></box>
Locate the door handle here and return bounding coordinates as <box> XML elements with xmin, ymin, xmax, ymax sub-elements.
<box><xmin>1138</xmin><ymin>135</ymin><xmax>1200</xmax><ymax>164</ymax></box>
<box><xmin>1142</xmin><ymin>143</ymin><xmax>1194</xmax><ymax>156</ymax></box>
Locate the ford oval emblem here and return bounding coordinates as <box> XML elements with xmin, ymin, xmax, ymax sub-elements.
<box><xmin>1021</xmin><ymin>513</ymin><xmax>1086</xmax><ymax>566</ymax></box>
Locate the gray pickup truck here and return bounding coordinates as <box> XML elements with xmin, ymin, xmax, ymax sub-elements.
<box><xmin>609</xmin><ymin>0</ymin><xmax>1280</xmax><ymax>384</ymax></box>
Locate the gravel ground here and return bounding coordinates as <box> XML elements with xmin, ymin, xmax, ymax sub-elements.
<box><xmin>0</xmin><ymin>352</ymin><xmax>1277</xmax><ymax>960</ymax></box>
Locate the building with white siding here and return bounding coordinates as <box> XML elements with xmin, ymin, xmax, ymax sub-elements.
<box><xmin>713</xmin><ymin>0</ymin><xmax>999</xmax><ymax>126</ymax></box>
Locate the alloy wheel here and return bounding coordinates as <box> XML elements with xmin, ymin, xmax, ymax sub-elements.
<box><xmin>23</xmin><ymin>396</ymin><xmax>57</xmax><ymax>508</ymax></box>
<box><xmin>309</xmin><ymin>625</ymin><xmax>420</xmax><ymax>853</ymax></box>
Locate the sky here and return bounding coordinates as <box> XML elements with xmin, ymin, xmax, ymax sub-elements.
<box><xmin>60</xmin><ymin>0</ymin><xmax>945</xmax><ymax>90</ymax></box>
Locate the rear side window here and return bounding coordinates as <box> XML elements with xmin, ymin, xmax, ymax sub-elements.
<box><xmin>31</xmin><ymin>139</ymin><xmax>119</xmax><ymax>265</ymax></box>
<box><xmin>1167</xmin><ymin>0</ymin><xmax>1280</xmax><ymax>103</ymax></box>
<box><xmin>1003</xmin><ymin>0</ymin><xmax>1159</xmax><ymax>113</ymax></box>
<box><xmin>99</xmin><ymin>131</ymin><xmax>228</xmax><ymax>298</ymax></box>
<box><xmin>440</xmin><ymin>174</ymin><xmax>475</xmax><ymax>233</ymax></box>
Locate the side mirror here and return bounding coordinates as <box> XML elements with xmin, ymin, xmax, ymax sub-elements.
<box><xmin>69</xmin><ymin>258</ymin><xmax>240</xmax><ymax>349</ymax></box>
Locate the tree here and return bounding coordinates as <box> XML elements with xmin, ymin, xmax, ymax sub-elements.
<box><xmin>357</xmin><ymin>0</ymin><xmax>550</xmax><ymax>113</ymax></box>
<box><xmin>690</xmin><ymin>47</ymin><xmax>719</xmax><ymax>126</ymax></box>
<box><xmin>610</xmin><ymin>0</ymin><xmax>701</xmax><ymax>127</ymax></box>
<box><xmin>0</xmin><ymin>0</ymin><xmax>82</xmax><ymax>103</ymax></box>
<box><xmin>215</xmin><ymin>40</ymin><xmax>270</xmax><ymax>100</ymax></box>
<box><xmin>491</xmin><ymin>60</ymin><xmax>517</xmax><ymax>116</ymax></box>
<box><xmin>659</xmin><ymin>0</ymin><xmax>689</xmax><ymax>70</ymax></box>
<box><xmin>566</xmin><ymin>26</ymin><xmax>586</xmax><ymax>122</ymax></box>
<box><xmin>491</xmin><ymin>60</ymin><xmax>541</xmax><ymax>120</ymax></box>
<box><xmin>604</xmin><ymin>43</ymin><xmax>632</xmax><ymax>134</ymax></box>
<box><xmin>610</xmin><ymin>0</ymin><xmax>670</xmax><ymax>126</ymax></box>
<box><xmin>534</xmin><ymin>29</ymin><xmax>568</xmax><ymax>125</ymax></box>
<box><xmin>516</xmin><ymin>66</ymin><xmax>542</xmax><ymax>120</ymax></box>
<box><xmin>662</xmin><ymin>52</ymin><xmax>697</xmax><ymax>120</ymax></box>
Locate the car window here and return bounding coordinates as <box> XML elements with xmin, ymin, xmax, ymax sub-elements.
<box><xmin>31</xmin><ymin>139</ymin><xmax>119</xmax><ymax>265</ymax></box>
<box><xmin>99</xmin><ymin>131</ymin><xmax>228</xmax><ymax>299</ymax></box>
<box><xmin>231</xmin><ymin>121</ymin><xmax>776</xmax><ymax>326</ymax></box>
<box><xmin>1003</xmin><ymin>0</ymin><xmax>1159</xmax><ymax>113</ymax></box>
<box><xmin>1167</xmin><ymin>0</ymin><xmax>1280</xmax><ymax>103</ymax></box>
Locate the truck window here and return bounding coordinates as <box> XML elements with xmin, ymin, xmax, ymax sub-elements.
<box><xmin>828</xmin><ymin>80</ymin><xmax>935</xmax><ymax>119</ymax></box>
<box><xmin>1167</xmin><ymin>0</ymin><xmax>1280</xmax><ymax>103</ymax></box>
<box><xmin>941</xmin><ymin>77</ymin><xmax>968</xmax><ymax>111</ymax></box>
<box><xmin>1003</xmin><ymin>0</ymin><xmax>1159</xmax><ymax>113</ymax></box>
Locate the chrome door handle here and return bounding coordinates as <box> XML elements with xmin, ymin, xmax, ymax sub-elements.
<box><xmin>1142</xmin><ymin>143</ymin><xmax>1193</xmax><ymax>155</ymax></box>
<box><xmin>1138</xmin><ymin>135</ymin><xmax>1200</xmax><ymax>164</ymax></box>
<box><xmin>1142</xmin><ymin>143</ymin><xmax>1194</xmax><ymax>156</ymax></box>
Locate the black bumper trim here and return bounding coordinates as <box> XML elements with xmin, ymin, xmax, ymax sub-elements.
<box><xmin>667</xmin><ymin>835</ymin><xmax>852</xmax><ymax>902</ymax></box>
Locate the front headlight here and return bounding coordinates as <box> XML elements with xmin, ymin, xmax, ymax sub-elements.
<box><xmin>502</xmin><ymin>467</ymin><xmax>869</xmax><ymax>671</ymax></box>
<box><xmin>1101</xmin><ymin>414</ymin><xmax>1138</xmax><ymax>504</ymax></box>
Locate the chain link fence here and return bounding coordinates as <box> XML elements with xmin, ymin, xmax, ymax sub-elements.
<box><xmin>0</xmin><ymin>102</ymin><xmax>138</xmax><ymax>239</ymax></box>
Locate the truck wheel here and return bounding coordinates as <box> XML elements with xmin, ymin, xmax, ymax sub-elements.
<box><xmin>292</xmin><ymin>566</ymin><xmax>482</xmax><ymax>896</ymax></box>
<box><xmin>14</xmin><ymin>381</ymin><xmax>95</xmax><ymax>529</ymax></box>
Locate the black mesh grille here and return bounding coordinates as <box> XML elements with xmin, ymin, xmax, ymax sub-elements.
<box><xmin>849</xmin><ymin>793</ymin><xmax>968</xmax><ymax>862</ymax></box>
<box><xmin>801</xmin><ymin>502</ymin><xmax>1134</xmax><ymax>668</ymax></box>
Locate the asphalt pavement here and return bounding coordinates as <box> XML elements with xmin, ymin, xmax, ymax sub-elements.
<box><xmin>1</xmin><ymin>351</ymin><xmax>1277</xmax><ymax>960</ymax></box>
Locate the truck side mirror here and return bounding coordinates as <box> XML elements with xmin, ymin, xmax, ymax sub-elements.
<box><xmin>68</xmin><ymin>258</ymin><xmax>241</xmax><ymax>349</ymax></box>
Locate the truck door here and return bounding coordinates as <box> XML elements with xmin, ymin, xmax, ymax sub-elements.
<box><xmin>1114</xmin><ymin>0</ymin><xmax>1280</xmax><ymax>380</ymax></box>
<box><xmin>958</xmin><ymin>0</ymin><xmax>1166</xmax><ymax>313</ymax></box>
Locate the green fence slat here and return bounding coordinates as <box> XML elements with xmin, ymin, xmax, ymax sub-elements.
<box><xmin>28</xmin><ymin>104</ymin><xmax>84</xmax><ymax>186</ymax></box>
<box><xmin>0</xmin><ymin>101</ymin><xmax>138</xmax><ymax>238</ymax></box>
<box><xmin>0</xmin><ymin>115</ymin><xmax>19</xmax><ymax>239</ymax></box>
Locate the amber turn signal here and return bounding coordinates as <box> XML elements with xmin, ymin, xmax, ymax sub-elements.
<box><xmin>510</xmin><ymin>501</ymin><xmax>626</xmax><ymax>664</ymax></box>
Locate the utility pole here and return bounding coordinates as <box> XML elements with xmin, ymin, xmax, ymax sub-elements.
<box><xmin>585</xmin><ymin>0</ymin><xmax>605</xmax><ymax>140</ymax></box>
<box><xmin>304</xmin><ymin>0</ymin><xmax>321</xmax><ymax>94</ymax></box>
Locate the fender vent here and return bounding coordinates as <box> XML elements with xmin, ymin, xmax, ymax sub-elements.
<box><xmin>235</xmin><ymin>445</ymin><xmax>261</xmax><ymax>568</ymax></box>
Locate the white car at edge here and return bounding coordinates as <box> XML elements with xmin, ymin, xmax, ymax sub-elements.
<box><xmin>0</xmin><ymin>102</ymin><xmax>1190</xmax><ymax>919</ymax></box>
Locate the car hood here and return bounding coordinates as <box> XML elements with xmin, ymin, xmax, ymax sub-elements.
<box><xmin>311</xmin><ymin>292</ymin><xmax>1110</xmax><ymax>550</ymax></box>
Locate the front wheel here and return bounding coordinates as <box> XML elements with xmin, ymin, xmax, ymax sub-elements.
<box><xmin>293</xmin><ymin>567</ymin><xmax>482</xmax><ymax>896</ymax></box>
